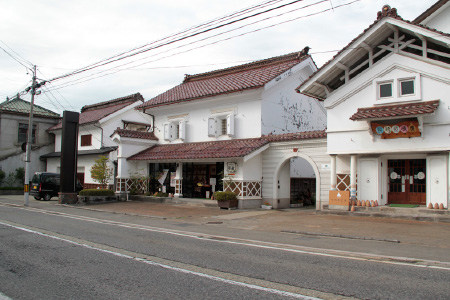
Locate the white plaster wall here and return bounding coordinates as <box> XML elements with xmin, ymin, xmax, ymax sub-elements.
<box><xmin>242</xmin><ymin>154</ymin><xmax>262</xmax><ymax>181</ymax></box>
<box><xmin>262</xmin><ymin>139</ymin><xmax>329</xmax><ymax>210</ymax></box>
<box><xmin>290</xmin><ymin>157</ymin><xmax>315</xmax><ymax>178</ymax></box>
<box><xmin>261</xmin><ymin>59</ymin><xmax>326</xmax><ymax>135</ymax></box>
<box><xmin>326</xmin><ymin>54</ymin><xmax>450</xmax><ymax>154</ymax></box>
<box><xmin>99</xmin><ymin>108</ymin><xmax>153</xmax><ymax>147</ymax></box>
<box><xmin>150</xmin><ymin>90</ymin><xmax>262</xmax><ymax>143</ymax></box>
<box><xmin>422</xmin><ymin>5</ymin><xmax>450</xmax><ymax>32</ymax></box>
<box><xmin>278</xmin><ymin>161</ymin><xmax>291</xmax><ymax>207</ymax></box>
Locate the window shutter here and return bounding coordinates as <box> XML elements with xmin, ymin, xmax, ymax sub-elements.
<box><xmin>179</xmin><ymin>121</ymin><xmax>185</xmax><ymax>141</ymax></box>
<box><xmin>208</xmin><ymin>118</ymin><xmax>217</xmax><ymax>137</ymax></box>
<box><xmin>164</xmin><ymin>123</ymin><xmax>171</xmax><ymax>141</ymax></box>
<box><xmin>226</xmin><ymin>114</ymin><xmax>234</xmax><ymax>136</ymax></box>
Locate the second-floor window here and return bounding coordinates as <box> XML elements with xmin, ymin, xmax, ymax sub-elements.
<box><xmin>81</xmin><ymin>134</ymin><xmax>92</xmax><ymax>146</ymax></box>
<box><xmin>208</xmin><ymin>115</ymin><xmax>234</xmax><ymax>137</ymax></box>
<box><xmin>164</xmin><ymin>121</ymin><xmax>185</xmax><ymax>141</ymax></box>
<box><xmin>18</xmin><ymin>123</ymin><xmax>36</xmax><ymax>144</ymax></box>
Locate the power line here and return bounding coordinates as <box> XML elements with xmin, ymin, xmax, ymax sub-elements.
<box><xmin>45</xmin><ymin>0</ymin><xmax>358</xmax><ymax>92</ymax></box>
<box><xmin>47</xmin><ymin>0</ymin><xmax>311</xmax><ymax>83</ymax></box>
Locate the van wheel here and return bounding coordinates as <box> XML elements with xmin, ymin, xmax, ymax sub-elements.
<box><xmin>34</xmin><ymin>196</ymin><xmax>41</xmax><ymax>200</ymax></box>
<box><xmin>44</xmin><ymin>194</ymin><xmax>52</xmax><ymax>201</ymax></box>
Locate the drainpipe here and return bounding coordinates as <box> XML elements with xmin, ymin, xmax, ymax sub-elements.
<box><xmin>143</xmin><ymin>109</ymin><xmax>155</xmax><ymax>132</ymax></box>
<box><xmin>93</xmin><ymin>123</ymin><xmax>103</xmax><ymax>147</ymax></box>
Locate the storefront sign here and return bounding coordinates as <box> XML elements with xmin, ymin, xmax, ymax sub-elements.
<box><xmin>329</xmin><ymin>190</ymin><xmax>350</xmax><ymax>206</ymax></box>
<box><xmin>371</xmin><ymin>120</ymin><xmax>421</xmax><ymax>139</ymax></box>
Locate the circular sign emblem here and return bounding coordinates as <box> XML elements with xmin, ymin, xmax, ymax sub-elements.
<box><xmin>417</xmin><ymin>172</ymin><xmax>425</xmax><ymax>180</ymax></box>
<box><xmin>400</xmin><ymin>125</ymin><xmax>408</xmax><ymax>133</ymax></box>
<box><xmin>392</xmin><ymin>125</ymin><xmax>400</xmax><ymax>134</ymax></box>
<box><xmin>390</xmin><ymin>172</ymin><xmax>398</xmax><ymax>180</ymax></box>
<box><xmin>376</xmin><ymin>126</ymin><xmax>384</xmax><ymax>134</ymax></box>
<box><xmin>384</xmin><ymin>126</ymin><xmax>392</xmax><ymax>134</ymax></box>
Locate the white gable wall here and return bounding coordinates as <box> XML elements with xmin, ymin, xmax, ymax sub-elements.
<box><xmin>419</xmin><ymin>3</ymin><xmax>450</xmax><ymax>32</ymax></box>
<box><xmin>261</xmin><ymin>58</ymin><xmax>326</xmax><ymax>135</ymax></box>
<box><xmin>326</xmin><ymin>53</ymin><xmax>450</xmax><ymax>155</ymax></box>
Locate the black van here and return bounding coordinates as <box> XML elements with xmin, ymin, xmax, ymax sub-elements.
<box><xmin>30</xmin><ymin>172</ymin><xmax>83</xmax><ymax>201</ymax></box>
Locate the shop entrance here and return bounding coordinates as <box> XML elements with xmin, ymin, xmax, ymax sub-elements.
<box><xmin>182</xmin><ymin>162</ymin><xmax>224</xmax><ymax>198</ymax></box>
<box><xmin>388</xmin><ymin>159</ymin><xmax>426</xmax><ymax>205</ymax></box>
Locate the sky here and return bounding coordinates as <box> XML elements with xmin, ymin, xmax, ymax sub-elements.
<box><xmin>0</xmin><ymin>0</ymin><xmax>434</xmax><ymax>115</ymax></box>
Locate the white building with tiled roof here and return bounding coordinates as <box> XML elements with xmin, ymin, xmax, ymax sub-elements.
<box><xmin>116</xmin><ymin>50</ymin><xmax>329</xmax><ymax>209</ymax></box>
<box><xmin>0</xmin><ymin>97</ymin><xmax>60</xmax><ymax>185</ymax></box>
<box><xmin>43</xmin><ymin>93</ymin><xmax>154</xmax><ymax>191</ymax></box>
<box><xmin>298</xmin><ymin>2</ymin><xmax>450</xmax><ymax>210</ymax></box>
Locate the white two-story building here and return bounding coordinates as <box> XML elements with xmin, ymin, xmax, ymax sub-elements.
<box><xmin>43</xmin><ymin>93</ymin><xmax>155</xmax><ymax>189</ymax></box>
<box><xmin>113</xmin><ymin>50</ymin><xmax>329</xmax><ymax>208</ymax></box>
<box><xmin>298</xmin><ymin>1</ymin><xmax>450</xmax><ymax>210</ymax></box>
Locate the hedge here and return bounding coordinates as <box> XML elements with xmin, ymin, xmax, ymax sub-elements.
<box><xmin>79</xmin><ymin>189</ymin><xmax>115</xmax><ymax>196</ymax></box>
<box><xmin>214</xmin><ymin>191</ymin><xmax>237</xmax><ymax>201</ymax></box>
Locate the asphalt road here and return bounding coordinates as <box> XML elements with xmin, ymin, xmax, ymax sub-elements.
<box><xmin>1</xmin><ymin>203</ymin><xmax>450</xmax><ymax>300</ymax></box>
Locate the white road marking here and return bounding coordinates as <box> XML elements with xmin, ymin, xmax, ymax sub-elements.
<box><xmin>1</xmin><ymin>202</ymin><xmax>450</xmax><ymax>271</ymax></box>
<box><xmin>0</xmin><ymin>221</ymin><xmax>321</xmax><ymax>300</ymax></box>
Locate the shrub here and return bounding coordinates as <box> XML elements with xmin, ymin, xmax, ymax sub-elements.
<box><xmin>214</xmin><ymin>191</ymin><xmax>237</xmax><ymax>201</ymax></box>
<box><xmin>0</xmin><ymin>187</ymin><xmax>22</xmax><ymax>190</ymax></box>
<box><xmin>79</xmin><ymin>189</ymin><xmax>115</xmax><ymax>196</ymax></box>
<box><xmin>0</xmin><ymin>170</ymin><xmax>5</xmax><ymax>186</ymax></box>
<box><xmin>156</xmin><ymin>192</ymin><xmax>168</xmax><ymax>197</ymax></box>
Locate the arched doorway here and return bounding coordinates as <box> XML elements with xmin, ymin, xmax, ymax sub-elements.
<box><xmin>272</xmin><ymin>153</ymin><xmax>321</xmax><ymax>209</ymax></box>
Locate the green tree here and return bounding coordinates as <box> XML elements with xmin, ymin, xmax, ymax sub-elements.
<box><xmin>90</xmin><ymin>156</ymin><xmax>114</xmax><ymax>188</ymax></box>
<box><xmin>15</xmin><ymin>167</ymin><xmax>25</xmax><ymax>184</ymax></box>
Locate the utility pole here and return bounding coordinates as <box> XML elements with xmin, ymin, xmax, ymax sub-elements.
<box><xmin>24</xmin><ymin>65</ymin><xmax>37</xmax><ymax>207</ymax></box>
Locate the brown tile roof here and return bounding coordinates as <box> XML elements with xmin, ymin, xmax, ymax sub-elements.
<box><xmin>0</xmin><ymin>98</ymin><xmax>60</xmax><ymax>118</ymax></box>
<box><xmin>128</xmin><ymin>130</ymin><xmax>326</xmax><ymax>161</ymax></box>
<box><xmin>262</xmin><ymin>130</ymin><xmax>327</xmax><ymax>142</ymax></box>
<box><xmin>137</xmin><ymin>51</ymin><xmax>309</xmax><ymax>109</ymax></box>
<box><xmin>49</xmin><ymin>93</ymin><xmax>144</xmax><ymax>131</ymax></box>
<box><xmin>111</xmin><ymin>128</ymin><xmax>158</xmax><ymax>140</ymax></box>
<box><xmin>128</xmin><ymin>138</ymin><xmax>269</xmax><ymax>161</ymax></box>
<box><xmin>350</xmin><ymin>100</ymin><xmax>440</xmax><ymax>121</ymax></box>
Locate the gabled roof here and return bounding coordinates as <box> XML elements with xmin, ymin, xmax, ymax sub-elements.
<box><xmin>111</xmin><ymin>128</ymin><xmax>158</xmax><ymax>140</ymax></box>
<box><xmin>48</xmin><ymin>93</ymin><xmax>144</xmax><ymax>131</ymax></box>
<box><xmin>137</xmin><ymin>50</ymin><xmax>311</xmax><ymax>110</ymax></box>
<box><xmin>128</xmin><ymin>130</ymin><xmax>326</xmax><ymax>161</ymax></box>
<box><xmin>350</xmin><ymin>100</ymin><xmax>440</xmax><ymax>121</ymax></box>
<box><xmin>413</xmin><ymin>0</ymin><xmax>449</xmax><ymax>24</ymax></box>
<box><xmin>297</xmin><ymin>5</ymin><xmax>450</xmax><ymax>100</ymax></box>
<box><xmin>0</xmin><ymin>97</ymin><xmax>60</xmax><ymax>118</ymax></box>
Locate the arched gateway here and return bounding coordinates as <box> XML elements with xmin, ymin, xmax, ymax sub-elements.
<box><xmin>261</xmin><ymin>135</ymin><xmax>329</xmax><ymax>210</ymax></box>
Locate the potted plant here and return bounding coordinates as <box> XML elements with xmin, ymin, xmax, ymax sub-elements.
<box><xmin>261</xmin><ymin>202</ymin><xmax>272</xmax><ymax>209</ymax></box>
<box><xmin>214</xmin><ymin>191</ymin><xmax>238</xmax><ymax>209</ymax></box>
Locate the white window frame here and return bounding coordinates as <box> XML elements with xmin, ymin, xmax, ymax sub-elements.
<box><xmin>164</xmin><ymin>119</ymin><xmax>186</xmax><ymax>142</ymax></box>
<box><xmin>208</xmin><ymin>114</ymin><xmax>234</xmax><ymax>138</ymax></box>
<box><xmin>374</xmin><ymin>73</ymin><xmax>421</xmax><ymax>105</ymax></box>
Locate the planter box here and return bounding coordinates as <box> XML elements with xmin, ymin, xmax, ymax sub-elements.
<box><xmin>217</xmin><ymin>199</ymin><xmax>238</xmax><ymax>209</ymax></box>
<box><xmin>261</xmin><ymin>205</ymin><xmax>272</xmax><ymax>209</ymax></box>
<box><xmin>290</xmin><ymin>203</ymin><xmax>304</xmax><ymax>208</ymax></box>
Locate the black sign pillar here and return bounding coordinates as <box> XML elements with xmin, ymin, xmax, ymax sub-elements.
<box><xmin>59</xmin><ymin>111</ymin><xmax>80</xmax><ymax>204</ymax></box>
